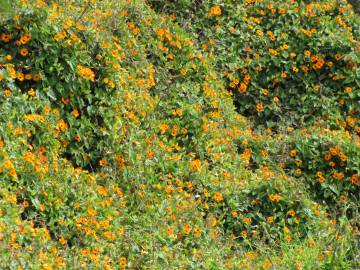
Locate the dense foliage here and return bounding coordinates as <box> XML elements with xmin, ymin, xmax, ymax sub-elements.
<box><xmin>0</xmin><ymin>0</ymin><xmax>359</xmax><ymax>269</ymax></box>
<box><xmin>151</xmin><ymin>0</ymin><xmax>360</xmax><ymax>130</ymax></box>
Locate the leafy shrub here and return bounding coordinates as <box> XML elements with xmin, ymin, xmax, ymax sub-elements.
<box><xmin>150</xmin><ymin>0</ymin><xmax>360</xmax><ymax>130</ymax></box>
<box><xmin>0</xmin><ymin>7</ymin><xmax>127</xmax><ymax>168</ymax></box>
<box><xmin>283</xmin><ymin>128</ymin><xmax>359</xmax><ymax>213</ymax></box>
<box><xmin>0</xmin><ymin>0</ymin><xmax>359</xmax><ymax>268</ymax></box>
<box><xmin>220</xmin><ymin>174</ymin><xmax>325</xmax><ymax>244</ymax></box>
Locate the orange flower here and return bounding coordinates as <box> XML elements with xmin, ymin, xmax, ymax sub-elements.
<box><xmin>72</xmin><ymin>109</ymin><xmax>79</xmax><ymax>118</ymax></box>
<box><xmin>344</xmin><ymin>87</ymin><xmax>352</xmax><ymax>94</ymax></box>
<box><xmin>16</xmin><ymin>72</ymin><xmax>24</xmax><ymax>81</ymax></box>
<box><xmin>166</xmin><ymin>227</ymin><xmax>174</xmax><ymax>237</ymax></box>
<box><xmin>332</xmin><ymin>171</ymin><xmax>344</xmax><ymax>181</ymax></box>
<box><xmin>193</xmin><ymin>228</ymin><xmax>201</xmax><ymax>237</ymax></box>
<box><xmin>57</xmin><ymin>119</ymin><xmax>67</xmax><ymax>132</ymax></box>
<box><xmin>5</xmin><ymin>54</ymin><xmax>12</xmax><ymax>61</ymax></box>
<box><xmin>267</xmin><ymin>216</ymin><xmax>274</xmax><ymax>224</ymax></box>
<box><xmin>119</xmin><ymin>256</ymin><xmax>127</xmax><ymax>268</ymax></box>
<box><xmin>238</xmin><ymin>83</ymin><xmax>247</xmax><ymax>93</ymax></box>
<box><xmin>28</xmin><ymin>88</ymin><xmax>36</xmax><ymax>97</ymax></box>
<box><xmin>61</xmin><ymin>97</ymin><xmax>70</xmax><ymax>104</ymax></box>
<box><xmin>54</xmin><ymin>30</ymin><xmax>66</xmax><ymax>41</ymax></box>
<box><xmin>97</xmin><ymin>185</ymin><xmax>108</xmax><ymax>196</ymax></box>
<box><xmin>351</xmin><ymin>174</ymin><xmax>359</xmax><ymax>185</ymax></box>
<box><xmin>147</xmin><ymin>150</ymin><xmax>155</xmax><ymax>159</ymax></box>
<box><xmin>158</xmin><ymin>123</ymin><xmax>168</xmax><ymax>134</ymax></box>
<box><xmin>301</xmin><ymin>65</ymin><xmax>309</xmax><ymax>73</ymax></box>
<box><xmin>209</xmin><ymin>215</ymin><xmax>217</xmax><ymax>227</ymax></box>
<box><xmin>20</xmin><ymin>33</ymin><xmax>31</xmax><ymax>44</ymax></box>
<box><xmin>190</xmin><ymin>159</ymin><xmax>201</xmax><ymax>172</ymax></box>
<box><xmin>268</xmin><ymin>194</ymin><xmax>281</xmax><ymax>202</ymax></box>
<box><xmin>183</xmin><ymin>224</ymin><xmax>192</xmax><ymax>235</ymax></box>
<box><xmin>285</xmin><ymin>234</ymin><xmax>292</xmax><ymax>242</ymax></box>
<box><xmin>171</xmin><ymin>125</ymin><xmax>179</xmax><ymax>136</ymax></box>
<box><xmin>59</xmin><ymin>237</ymin><xmax>67</xmax><ymax>245</ymax></box>
<box><xmin>87</xmin><ymin>208</ymin><xmax>97</xmax><ymax>216</ymax></box>
<box><xmin>20</xmin><ymin>48</ymin><xmax>29</xmax><ymax>57</ymax></box>
<box><xmin>9</xmin><ymin>169</ymin><xmax>17</xmax><ymax>178</ymax></box>
<box><xmin>4</xmin><ymin>89</ymin><xmax>11</xmax><ymax>97</ymax></box>
<box><xmin>261</xmin><ymin>88</ymin><xmax>269</xmax><ymax>96</ymax></box>
<box><xmin>295</xmin><ymin>159</ymin><xmax>302</xmax><ymax>166</ymax></box>
<box><xmin>316</xmin><ymin>171</ymin><xmax>325</xmax><ymax>183</ymax></box>
<box><xmin>99</xmin><ymin>159</ymin><xmax>107</xmax><ymax>166</ymax></box>
<box><xmin>77</xmin><ymin>65</ymin><xmax>95</xmax><ymax>81</ymax></box>
<box><xmin>209</xmin><ymin>5</ymin><xmax>222</xmax><ymax>17</ymax></box>
<box><xmin>22</xmin><ymin>201</ymin><xmax>29</xmax><ymax>208</ymax></box>
<box><xmin>33</xmin><ymin>74</ymin><xmax>41</xmax><ymax>81</ymax></box>
<box><xmin>256</xmin><ymin>102</ymin><xmax>263</xmax><ymax>112</ymax></box>
<box><xmin>288</xmin><ymin>209</ymin><xmax>295</xmax><ymax>217</ymax></box>
<box><xmin>115</xmin><ymin>155</ymin><xmax>126</xmax><ymax>168</ymax></box>
<box><xmin>243</xmin><ymin>217</ymin><xmax>251</xmax><ymax>225</ymax></box>
<box><xmin>1</xmin><ymin>33</ymin><xmax>11</xmax><ymax>42</ymax></box>
<box><xmin>213</xmin><ymin>192</ymin><xmax>223</xmax><ymax>203</ymax></box>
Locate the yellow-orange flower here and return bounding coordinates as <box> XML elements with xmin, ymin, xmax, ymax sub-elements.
<box><xmin>213</xmin><ymin>192</ymin><xmax>223</xmax><ymax>203</ymax></box>
<box><xmin>99</xmin><ymin>159</ymin><xmax>107</xmax><ymax>166</ymax></box>
<box><xmin>209</xmin><ymin>5</ymin><xmax>222</xmax><ymax>17</ymax></box>
<box><xmin>183</xmin><ymin>224</ymin><xmax>192</xmax><ymax>235</ymax></box>
<box><xmin>193</xmin><ymin>228</ymin><xmax>201</xmax><ymax>237</ymax></box>
<box><xmin>4</xmin><ymin>89</ymin><xmax>11</xmax><ymax>97</ymax></box>
<box><xmin>243</xmin><ymin>217</ymin><xmax>251</xmax><ymax>225</ymax></box>
<box><xmin>190</xmin><ymin>159</ymin><xmax>201</xmax><ymax>172</ymax></box>
<box><xmin>268</xmin><ymin>194</ymin><xmax>282</xmax><ymax>202</ymax></box>
<box><xmin>256</xmin><ymin>102</ymin><xmax>263</xmax><ymax>112</ymax></box>
<box><xmin>119</xmin><ymin>256</ymin><xmax>127</xmax><ymax>268</ymax></box>
<box><xmin>290</xmin><ymin>149</ymin><xmax>297</xmax><ymax>157</ymax></box>
<box><xmin>166</xmin><ymin>227</ymin><xmax>174</xmax><ymax>237</ymax></box>
<box><xmin>77</xmin><ymin>65</ymin><xmax>95</xmax><ymax>82</ymax></box>
<box><xmin>20</xmin><ymin>48</ymin><xmax>29</xmax><ymax>57</ymax></box>
<box><xmin>59</xmin><ymin>237</ymin><xmax>67</xmax><ymax>245</ymax></box>
<box><xmin>28</xmin><ymin>88</ymin><xmax>36</xmax><ymax>97</ymax></box>
<box><xmin>267</xmin><ymin>216</ymin><xmax>274</xmax><ymax>224</ymax></box>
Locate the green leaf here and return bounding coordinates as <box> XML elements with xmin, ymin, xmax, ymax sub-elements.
<box><xmin>0</xmin><ymin>0</ymin><xmax>12</xmax><ymax>14</ymax></box>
